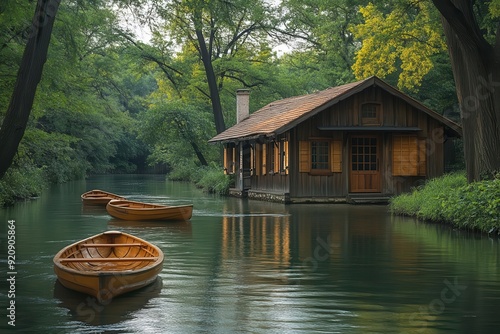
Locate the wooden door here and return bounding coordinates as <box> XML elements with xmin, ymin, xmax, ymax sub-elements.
<box><xmin>350</xmin><ymin>136</ymin><xmax>381</xmax><ymax>193</ymax></box>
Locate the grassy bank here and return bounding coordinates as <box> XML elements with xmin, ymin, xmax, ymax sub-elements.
<box><xmin>390</xmin><ymin>172</ymin><xmax>500</xmax><ymax>233</ymax></box>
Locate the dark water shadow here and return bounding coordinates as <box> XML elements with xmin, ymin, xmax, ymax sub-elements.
<box><xmin>53</xmin><ymin>277</ymin><xmax>163</xmax><ymax>326</ymax></box>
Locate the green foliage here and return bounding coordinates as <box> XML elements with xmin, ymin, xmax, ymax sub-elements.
<box><xmin>390</xmin><ymin>173</ymin><xmax>467</xmax><ymax>218</ymax></box>
<box><xmin>22</xmin><ymin>129</ymin><xmax>89</xmax><ymax>183</ymax></box>
<box><xmin>0</xmin><ymin>164</ymin><xmax>46</xmax><ymax>207</ymax></box>
<box><xmin>167</xmin><ymin>161</ymin><xmax>200</xmax><ymax>183</ymax></box>
<box><xmin>491</xmin><ymin>0</ymin><xmax>500</xmax><ymax>18</ymax></box>
<box><xmin>351</xmin><ymin>1</ymin><xmax>446</xmax><ymax>91</ymax></box>
<box><xmin>195</xmin><ymin>164</ymin><xmax>234</xmax><ymax>195</ymax></box>
<box><xmin>138</xmin><ymin>98</ymin><xmax>218</xmax><ymax>168</ymax></box>
<box><xmin>279</xmin><ymin>0</ymin><xmax>365</xmax><ymax>85</ymax></box>
<box><xmin>166</xmin><ymin>160</ymin><xmax>233</xmax><ymax>195</ymax></box>
<box><xmin>390</xmin><ymin>173</ymin><xmax>500</xmax><ymax>232</ymax></box>
<box><xmin>439</xmin><ymin>177</ymin><xmax>500</xmax><ymax>231</ymax></box>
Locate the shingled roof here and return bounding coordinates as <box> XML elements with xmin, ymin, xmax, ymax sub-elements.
<box><xmin>209</xmin><ymin>76</ymin><xmax>462</xmax><ymax>143</ymax></box>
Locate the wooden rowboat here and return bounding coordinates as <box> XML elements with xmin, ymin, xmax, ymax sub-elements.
<box><xmin>106</xmin><ymin>199</ymin><xmax>193</xmax><ymax>221</ymax></box>
<box><xmin>53</xmin><ymin>231</ymin><xmax>164</xmax><ymax>303</ymax></box>
<box><xmin>81</xmin><ymin>189</ymin><xmax>125</xmax><ymax>206</ymax></box>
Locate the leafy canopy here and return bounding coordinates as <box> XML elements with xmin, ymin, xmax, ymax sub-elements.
<box><xmin>351</xmin><ymin>1</ymin><xmax>446</xmax><ymax>91</ymax></box>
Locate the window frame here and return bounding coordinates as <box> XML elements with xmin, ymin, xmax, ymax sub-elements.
<box><xmin>360</xmin><ymin>102</ymin><xmax>382</xmax><ymax>126</ymax></box>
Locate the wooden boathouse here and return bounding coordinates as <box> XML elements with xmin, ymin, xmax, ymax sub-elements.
<box><xmin>209</xmin><ymin>76</ymin><xmax>462</xmax><ymax>203</ymax></box>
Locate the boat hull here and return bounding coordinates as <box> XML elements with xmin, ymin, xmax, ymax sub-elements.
<box><xmin>53</xmin><ymin>231</ymin><xmax>163</xmax><ymax>303</ymax></box>
<box><xmin>106</xmin><ymin>199</ymin><xmax>193</xmax><ymax>221</ymax></box>
<box><xmin>81</xmin><ymin>190</ymin><xmax>125</xmax><ymax>206</ymax></box>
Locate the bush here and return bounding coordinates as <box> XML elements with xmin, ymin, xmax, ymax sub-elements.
<box><xmin>0</xmin><ymin>165</ymin><xmax>47</xmax><ymax>206</ymax></box>
<box><xmin>390</xmin><ymin>172</ymin><xmax>500</xmax><ymax>232</ymax></box>
<box><xmin>167</xmin><ymin>162</ymin><xmax>234</xmax><ymax>195</ymax></box>
<box><xmin>439</xmin><ymin>178</ymin><xmax>500</xmax><ymax>231</ymax></box>
<box><xmin>390</xmin><ymin>172</ymin><xmax>467</xmax><ymax>219</ymax></box>
<box><xmin>167</xmin><ymin>162</ymin><xmax>200</xmax><ymax>182</ymax></box>
<box><xmin>195</xmin><ymin>165</ymin><xmax>234</xmax><ymax>195</ymax></box>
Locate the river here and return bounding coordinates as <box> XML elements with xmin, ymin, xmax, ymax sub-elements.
<box><xmin>0</xmin><ymin>174</ymin><xmax>499</xmax><ymax>333</ymax></box>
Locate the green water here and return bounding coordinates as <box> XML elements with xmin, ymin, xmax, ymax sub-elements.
<box><xmin>0</xmin><ymin>174</ymin><xmax>499</xmax><ymax>333</ymax></box>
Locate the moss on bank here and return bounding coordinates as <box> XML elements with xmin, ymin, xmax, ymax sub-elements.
<box><xmin>390</xmin><ymin>172</ymin><xmax>500</xmax><ymax>233</ymax></box>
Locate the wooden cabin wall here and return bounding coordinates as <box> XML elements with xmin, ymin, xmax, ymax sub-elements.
<box><xmin>251</xmin><ymin>174</ymin><xmax>289</xmax><ymax>194</ymax></box>
<box><xmin>285</xmin><ymin>86</ymin><xmax>447</xmax><ymax>199</ymax></box>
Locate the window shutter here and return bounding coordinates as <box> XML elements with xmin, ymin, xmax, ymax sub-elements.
<box><xmin>393</xmin><ymin>135</ymin><xmax>418</xmax><ymax>176</ymax></box>
<box><xmin>255</xmin><ymin>144</ymin><xmax>261</xmax><ymax>176</ymax></box>
<box><xmin>299</xmin><ymin>141</ymin><xmax>311</xmax><ymax>173</ymax></box>
<box><xmin>223</xmin><ymin>147</ymin><xmax>229</xmax><ymax>175</ymax></box>
<box><xmin>250</xmin><ymin>144</ymin><xmax>254</xmax><ymax>176</ymax></box>
<box><xmin>262</xmin><ymin>143</ymin><xmax>267</xmax><ymax>175</ymax></box>
<box><xmin>330</xmin><ymin>140</ymin><xmax>342</xmax><ymax>173</ymax></box>
<box><xmin>223</xmin><ymin>146</ymin><xmax>235</xmax><ymax>174</ymax></box>
<box><xmin>232</xmin><ymin>146</ymin><xmax>236</xmax><ymax>174</ymax></box>
<box><xmin>274</xmin><ymin>142</ymin><xmax>280</xmax><ymax>174</ymax></box>
<box><xmin>418</xmin><ymin>139</ymin><xmax>427</xmax><ymax>176</ymax></box>
<box><xmin>284</xmin><ymin>141</ymin><xmax>289</xmax><ymax>174</ymax></box>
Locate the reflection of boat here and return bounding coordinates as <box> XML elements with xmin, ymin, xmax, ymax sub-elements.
<box><xmin>53</xmin><ymin>231</ymin><xmax>164</xmax><ymax>303</ymax></box>
<box><xmin>106</xmin><ymin>199</ymin><xmax>193</xmax><ymax>221</ymax></box>
<box><xmin>81</xmin><ymin>189</ymin><xmax>125</xmax><ymax>206</ymax></box>
<box><xmin>54</xmin><ymin>277</ymin><xmax>163</xmax><ymax>326</ymax></box>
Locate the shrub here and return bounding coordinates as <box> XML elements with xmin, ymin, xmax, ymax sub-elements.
<box><xmin>390</xmin><ymin>172</ymin><xmax>467</xmax><ymax>219</ymax></box>
<box><xmin>167</xmin><ymin>162</ymin><xmax>234</xmax><ymax>195</ymax></box>
<box><xmin>195</xmin><ymin>165</ymin><xmax>234</xmax><ymax>195</ymax></box>
<box><xmin>167</xmin><ymin>162</ymin><xmax>200</xmax><ymax>182</ymax></box>
<box><xmin>390</xmin><ymin>172</ymin><xmax>500</xmax><ymax>233</ymax></box>
<box><xmin>439</xmin><ymin>177</ymin><xmax>500</xmax><ymax>231</ymax></box>
<box><xmin>0</xmin><ymin>165</ymin><xmax>47</xmax><ymax>206</ymax></box>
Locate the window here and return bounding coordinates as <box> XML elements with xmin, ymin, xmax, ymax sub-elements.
<box><xmin>361</xmin><ymin>103</ymin><xmax>381</xmax><ymax>125</ymax></box>
<box><xmin>299</xmin><ymin>139</ymin><xmax>342</xmax><ymax>173</ymax></box>
<box><xmin>351</xmin><ymin>137</ymin><xmax>378</xmax><ymax>171</ymax></box>
<box><xmin>311</xmin><ymin>141</ymin><xmax>329</xmax><ymax>170</ymax></box>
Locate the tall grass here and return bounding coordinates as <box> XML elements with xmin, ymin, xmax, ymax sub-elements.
<box><xmin>390</xmin><ymin>172</ymin><xmax>500</xmax><ymax>233</ymax></box>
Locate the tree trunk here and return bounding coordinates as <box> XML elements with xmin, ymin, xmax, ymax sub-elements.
<box><xmin>190</xmin><ymin>141</ymin><xmax>208</xmax><ymax>166</ymax></box>
<box><xmin>193</xmin><ymin>7</ymin><xmax>226</xmax><ymax>135</ymax></box>
<box><xmin>0</xmin><ymin>0</ymin><xmax>61</xmax><ymax>179</ymax></box>
<box><xmin>432</xmin><ymin>0</ymin><xmax>500</xmax><ymax>181</ymax></box>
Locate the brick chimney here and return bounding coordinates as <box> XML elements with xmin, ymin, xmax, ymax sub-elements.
<box><xmin>236</xmin><ymin>89</ymin><xmax>250</xmax><ymax>123</ymax></box>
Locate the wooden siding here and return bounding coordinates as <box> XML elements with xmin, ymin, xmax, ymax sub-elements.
<box><xmin>231</xmin><ymin>85</ymin><xmax>450</xmax><ymax>200</ymax></box>
<box><xmin>288</xmin><ymin>86</ymin><xmax>445</xmax><ymax>199</ymax></box>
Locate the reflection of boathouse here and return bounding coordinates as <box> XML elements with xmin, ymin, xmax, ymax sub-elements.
<box><xmin>210</xmin><ymin>76</ymin><xmax>462</xmax><ymax>203</ymax></box>
<box><xmin>219</xmin><ymin>202</ymin><xmax>433</xmax><ymax>287</ymax></box>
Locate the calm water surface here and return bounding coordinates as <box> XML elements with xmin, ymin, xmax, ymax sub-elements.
<box><xmin>0</xmin><ymin>175</ymin><xmax>499</xmax><ymax>333</ymax></box>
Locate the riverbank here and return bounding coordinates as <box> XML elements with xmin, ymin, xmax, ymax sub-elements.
<box><xmin>389</xmin><ymin>172</ymin><xmax>500</xmax><ymax>234</ymax></box>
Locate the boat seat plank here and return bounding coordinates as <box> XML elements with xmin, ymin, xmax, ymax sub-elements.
<box><xmin>80</xmin><ymin>243</ymin><xmax>146</xmax><ymax>247</ymax></box>
<box><xmin>60</xmin><ymin>257</ymin><xmax>158</xmax><ymax>263</ymax></box>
